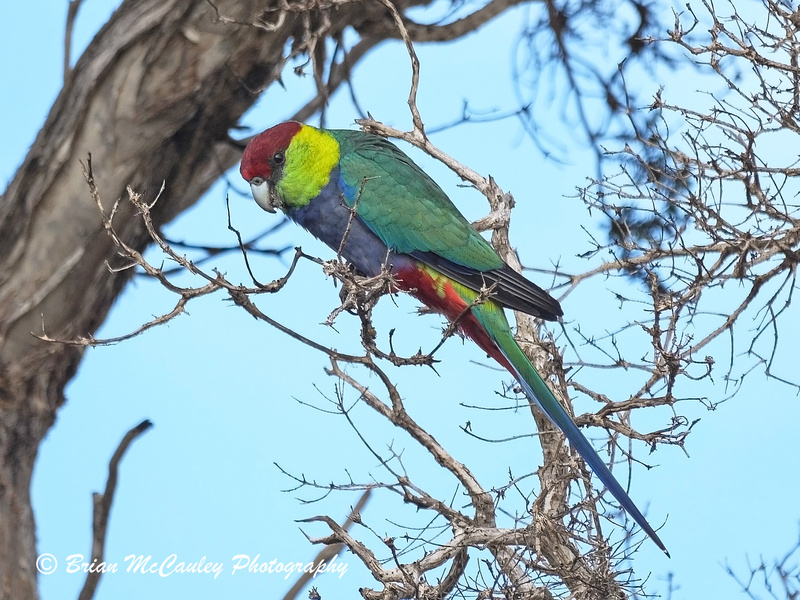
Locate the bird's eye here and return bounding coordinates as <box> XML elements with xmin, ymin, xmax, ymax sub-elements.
<box><xmin>251</xmin><ymin>176</ymin><xmax>265</xmax><ymax>186</ymax></box>
<box><xmin>273</xmin><ymin>151</ymin><xmax>285</xmax><ymax>166</ymax></box>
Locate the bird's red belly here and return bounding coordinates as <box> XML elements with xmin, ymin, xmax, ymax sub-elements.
<box><xmin>394</xmin><ymin>263</ymin><xmax>469</xmax><ymax>321</ymax></box>
<box><xmin>393</xmin><ymin>262</ymin><xmax>513</xmax><ymax>371</ymax></box>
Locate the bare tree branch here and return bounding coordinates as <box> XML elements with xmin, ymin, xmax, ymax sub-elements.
<box><xmin>64</xmin><ymin>0</ymin><xmax>84</xmax><ymax>81</ymax></box>
<box><xmin>284</xmin><ymin>490</ymin><xmax>372</xmax><ymax>600</ymax></box>
<box><xmin>78</xmin><ymin>420</ymin><xmax>152</xmax><ymax>600</ymax></box>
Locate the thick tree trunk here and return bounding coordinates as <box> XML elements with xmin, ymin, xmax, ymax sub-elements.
<box><xmin>0</xmin><ymin>1</ymin><xmax>411</xmax><ymax>597</ymax></box>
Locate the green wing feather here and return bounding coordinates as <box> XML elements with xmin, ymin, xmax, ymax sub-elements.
<box><xmin>329</xmin><ymin>129</ymin><xmax>563</xmax><ymax>321</ymax></box>
<box><xmin>331</xmin><ymin>129</ymin><xmax>504</xmax><ymax>271</ymax></box>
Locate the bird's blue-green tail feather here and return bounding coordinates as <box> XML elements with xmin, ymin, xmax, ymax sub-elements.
<box><xmin>480</xmin><ymin>311</ymin><xmax>670</xmax><ymax>556</ymax></box>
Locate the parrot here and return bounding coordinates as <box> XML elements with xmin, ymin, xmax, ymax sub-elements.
<box><xmin>240</xmin><ymin>121</ymin><xmax>668</xmax><ymax>556</ymax></box>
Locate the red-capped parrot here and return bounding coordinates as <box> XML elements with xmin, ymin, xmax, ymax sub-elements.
<box><xmin>240</xmin><ymin>121</ymin><xmax>668</xmax><ymax>555</ymax></box>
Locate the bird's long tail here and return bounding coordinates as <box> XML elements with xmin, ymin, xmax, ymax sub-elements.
<box><xmin>469</xmin><ymin>302</ymin><xmax>670</xmax><ymax>556</ymax></box>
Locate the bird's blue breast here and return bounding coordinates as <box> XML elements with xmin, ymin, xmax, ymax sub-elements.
<box><xmin>287</xmin><ymin>169</ymin><xmax>408</xmax><ymax>276</ymax></box>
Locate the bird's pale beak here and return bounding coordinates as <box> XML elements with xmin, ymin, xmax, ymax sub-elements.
<box><xmin>249</xmin><ymin>179</ymin><xmax>280</xmax><ymax>213</ymax></box>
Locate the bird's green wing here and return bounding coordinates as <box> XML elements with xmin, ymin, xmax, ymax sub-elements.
<box><xmin>331</xmin><ymin>129</ymin><xmax>562</xmax><ymax>321</ymax></box>
<box><xmin>332</xmin><ymin>129</ymin><xmax>503</xmax><ymax>271</ymax></box>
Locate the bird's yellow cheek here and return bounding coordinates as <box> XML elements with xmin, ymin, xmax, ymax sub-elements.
<box><xmin>279</xmin><ymin>127</ymin><xmax>340</xmax><ymax>207</ymax></box>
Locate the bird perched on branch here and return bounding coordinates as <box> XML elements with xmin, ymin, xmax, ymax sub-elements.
<box><xmin>240</xmin><ymin>121</ymin><xmax>668</xmax><ymax>556</ymax></box>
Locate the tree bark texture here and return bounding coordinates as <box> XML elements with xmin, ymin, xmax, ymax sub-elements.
<box><xmin>0</xmin><ymin>1</ymin><xmax>420</xmax><ymax>597</ymax></box>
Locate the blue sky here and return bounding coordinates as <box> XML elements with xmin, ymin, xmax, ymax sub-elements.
<box><xmin>3</xmin><ymin>1</ymin><xmax>799</xmax><ymax>599</ymax></box>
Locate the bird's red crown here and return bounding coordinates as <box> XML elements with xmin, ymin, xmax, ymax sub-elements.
<box><xmin>240</xmin><ymin>121</ymin><xmax>302</xmax><ymax>181</ymax></box>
